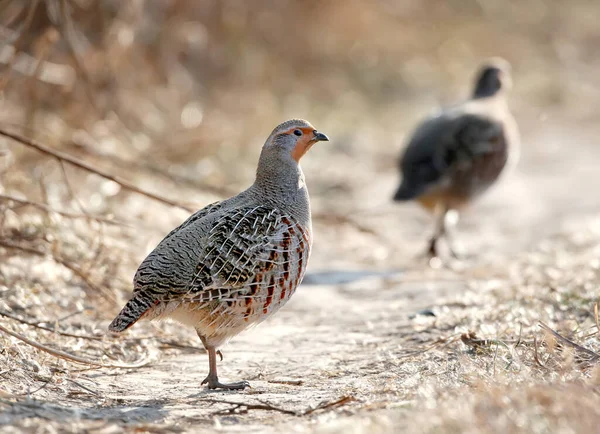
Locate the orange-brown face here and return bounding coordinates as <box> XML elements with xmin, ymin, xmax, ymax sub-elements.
<box><xmin>281</xmin><ymin>126</ymin><xmax>329</xmax><ymax>162</ymax></box>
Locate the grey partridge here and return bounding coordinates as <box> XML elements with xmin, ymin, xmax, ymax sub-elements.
<box><xmin>393</xmin><ymin>59</ymin><xmax>519</xmax><ymax>259</ymax></box>
<box><xmin>109</xmin><ymin>119</ymin><xmax>329</xmax><ymax>390</ymax></box>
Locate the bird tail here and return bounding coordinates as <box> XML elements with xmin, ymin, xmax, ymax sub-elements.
<box><xmin>392</xmin><ymin>182</ymin><xmax>419</xmax><ymax>201</ymax></box>
<box><xmin>108</xmin><ymin>293</ymin><xmax>155</xmax><ymax>332</ymax></box>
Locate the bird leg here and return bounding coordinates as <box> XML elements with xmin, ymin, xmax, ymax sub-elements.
<box><xmin>426</xmin><ymin>205</ymin><xmax>464</xmax><ymax>261</ymax></box>
<box><xmin>426</xmin><ymin>204</ymin><xmax>447</xmax><ymax>259</ymax></box>
<box><xmin>427</xmin><ymin>237</ymin><xmax>439</xmax><ymax>258</ymax></box>
<box><xmin>200</xmin><ymin>344</ymin><xmax>250</xmax><ymax>390</ymax></box>
<box><xmin>442</xmin><ymin>209</ymin><xmax>462</xmax><ymax>259</ymax></box>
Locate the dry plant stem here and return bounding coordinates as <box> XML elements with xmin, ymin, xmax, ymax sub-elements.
<box><xmin>200</xmin><ymin>398</ymin><xmax>299</xmax><ymax>416</ymax></box>
<box><xmin>0</xmin><ymin>323</ymin><xmax>152</xmax><ymax>368</ymax></box>
<box><xmin>24</xmin><ymin>27</ymin><xmax>58</xmax><ymax>130</ymax></box>
<box><xmin>65</xmin><ymin>378</ymin><xmax>99</xmax><ymax>396</ymax></box>
<box><xmin>198</xmin><ymin>395</ymin><xmax>355</xmax><ymax>417</ymax></box>
<box><xmin>57</xmin><ymin>0</ymin><xmax>99</xmax><ymax>112</ymax></box>
<box><xmin>267</xmin><ymin>379</ymin><xmax>303</xmax><ymax>386</ymax></box>
<box><xmin>0</xmin><ymin>193</ymin><xmax>129</xmax><ymax>226</ymax></box>
<box><xmin>0</xmin><ymin>0</ymin><xmax>40</xmax><ymax>92</ymax></box>
<box><xmin>0</xmin><ymin>239</ymin><xmax>115</xmax><ymax>301</ymax></box>
<box><xmin>0</xmin><ymin>310</ymin><xmax>103</xmax><ymax>341</ymax></box>
<box><xmin>57</xmin><ymin>159</ymin><xmax>89</xmax><ymax>215</ymax></box>
<box><xmin>595</xmin><ymin>303</ymin><xmax>599</xmax><ymax>337</ymax></box>
<box><xmin>533</xmin><ymin>336</ymin><xmax>547</xmax><ymax>368</ymax></box>
<box><xmin>71</xmin><ymin>141</ymin><xmax>236</xmax><ymax>197</ymax></box>
<box><xmin>0</xmin><ymin>128</ymin><xmax>194</xmax><ymax>212</ymax></box>
<box><xmin>0</xmin><ymin>310</ymin><xmax>203</xmax><ymax>351</ymax></box>
<box><xmin>538</xmin><ymin>321</ymin><xmax>600</xmax><ymax>362</ymax></box>
<box><xmin>302</xmin><ymin>395</ymin><xmax>356</xmax><ymax>415</ymax></box>
<box><xmin>15</xmin><ymin>373</ymin><xmax>54</xmax><ymax>397</ymax></box>
<box><xmin>461</xmin><ymin>332</ymin><xmax>510</xmax><ymax>350</ymax></box>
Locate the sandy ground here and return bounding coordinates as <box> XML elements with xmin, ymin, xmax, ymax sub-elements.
<box><xmin>2</xmin><ymin>107</ymin><xmax>600</xmax><ymax>433</ymax></box>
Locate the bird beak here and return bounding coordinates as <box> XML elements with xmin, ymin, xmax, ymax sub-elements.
<box><xmin>311</xmin><ymin>130</ymin><xmax>329</xmax><ymax>143</ymax></box>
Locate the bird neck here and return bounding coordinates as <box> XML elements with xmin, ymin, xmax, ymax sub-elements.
<box><xmin>473</xmin><ymin>88</ymin><xmax>503</xmax><ymax>99</ymax></box>
<box><xmin>472</xmin><ymin>78</ymin><xmax>505</xmax><ymax>99</ymax></box>
<box><xmin>253</xmin><ymin>151</ymin><xmax>307</xmax><ymax>204</ymax></box>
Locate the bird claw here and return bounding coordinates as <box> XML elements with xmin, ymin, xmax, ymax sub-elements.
<box><xmin>201</xmin><ymin>374</ymin><xmax>250</xmax><ymax>390</ymax></box>
<box><xmin>448</xmin><ymin>247</ymin><xmax>463</xmax><ymax>260</ymax></box>
<box><xmin>217</xmin><ymin>350</ymin><xmax>223</xmax><ymax>362</ymax></box>
<box><xmin>416</xmin><ymin>239</ymin><xmax>444</xmax><ymax>268</ymax></box>
<box><xmin>420</xmin><ymin>238</ymin><xmax>469</xmax><ymax>266</ymax></box>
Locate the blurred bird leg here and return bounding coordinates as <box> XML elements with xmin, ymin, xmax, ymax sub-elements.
<box><xmin>427</xmin><ymin>204</ymin><xmax>447</xmax><ymax>259</ymax></box>
<box><xmin>444</xmin><ymin>209</ymin><xmax>462</xmax><ymax>259</ymax></box>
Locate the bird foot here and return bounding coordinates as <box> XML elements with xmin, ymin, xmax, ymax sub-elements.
<box><xmin>201</xmin><ymin>374</ymin><xmax>250</xmax><ymax>391</ymax></box>
<box><xmin>421</xmin><ymin>239</ymin><xmax>470</xmax><ymax>267</ymax></box>
<box><xmin>419</xmin><ymin>239</ymin><xmax>444</xmax><ymax>268</ymax></box>
<box><xmin>448</xmin><ymin>248</ymin><xmax>464</xmax><ymax>260</ymax></box>
<box><xmin>447</xmin><ymin>244</ymin><xmax>471</xmax><ymax>261</ymax></box>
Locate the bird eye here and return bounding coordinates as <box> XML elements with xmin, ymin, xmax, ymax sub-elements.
<box><xmin>293</xmin><ymin>129</ymin><xmax>302</xmax><ymax>136</ymax></box>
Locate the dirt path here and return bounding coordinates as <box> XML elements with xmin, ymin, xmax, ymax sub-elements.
<box><xmin>2</xmin><ymin>115</ymin><xmax>600</xmax><ymax>433</ymax></box>
<box><xmin>3</xmin><ymin>266</ymin><xmax>470</xmax><ymax>432</ymax></box>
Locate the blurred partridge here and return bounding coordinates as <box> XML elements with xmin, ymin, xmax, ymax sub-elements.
<box><xmin>109</xmin><ymin>120</ymin><xmax>329</xmax><ymax>390</ymax></box>
<box><xmin>393</xmin><ymin>59</ymin><xmax>519</xmax><ymax>259</ymax></box>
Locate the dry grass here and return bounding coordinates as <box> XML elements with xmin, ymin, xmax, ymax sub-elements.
<box><xmin>1</xmin><ymin>1</ymin><xmax>600</xmax><ymax>433</ymax></box>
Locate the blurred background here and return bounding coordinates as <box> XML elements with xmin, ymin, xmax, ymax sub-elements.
<box><xmin>2</xmin><ymin>0</ymin><xmax>600</xmax><ymax>322</ymax></box>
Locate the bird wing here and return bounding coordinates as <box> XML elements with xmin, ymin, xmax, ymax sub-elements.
<box><xmin>162</xmin><ymin>201</ymin><xmax>223</xmax><ymax>241</ymax></box>
<box><xmin>447</xmin><ymin>114</ymin><xmax>504</xmax><ymax>167</ymax></box>
<box><xmin>134</xmin><ymin>205</ymin><xmax>308</xmax><ymax>304</ymax></box>
<box><xmin>131</xmin><ymin>200</ymin><xmax>224</xmax><ymax>295</ymax></box>
<box><xmin>400</xmin><ymin>113</ymin><xmax>503</xmax><ymax>192</ymax></box>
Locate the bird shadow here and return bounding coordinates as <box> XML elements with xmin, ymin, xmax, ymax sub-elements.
<box><xmin>301</xmin><ymin>269</ymin><xmax>402</xmax><ymax>286</ymax></box>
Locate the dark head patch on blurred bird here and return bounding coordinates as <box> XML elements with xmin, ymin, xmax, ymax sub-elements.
<box><xmin>473</xmin><ymin>58</ymin><xmax>512</xmax><ymax>98</ymax></box>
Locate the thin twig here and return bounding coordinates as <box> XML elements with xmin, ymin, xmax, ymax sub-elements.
<box><xmin>57</xmin><ymin>0</ymin><xmax>99</xmax><ymax>111</ymax></box>
<box><xmin>198</xmin><ymin>398</ymin><xmax>298</xmax><ymax>416</ymax></box>
<box><xmin>595</xmin><ymin>303</ymin><xmax>599</xmax><ymax>337</ymax></box>
<box><xmin>55</xmin><ymin>308</ymin><xmax>90</xmax><ymax>323</ymax></box>
<box><xmin>57</xmin><ymin>159</ymin><xmax>88</xmax><ymax>215</ymax></box>
<box><xmin>0</xmin><ymin>323</ymin><xmax>152</xmax><ymax>369</ymax></box>
<box><xmin>533</xmin><ymin>336</ymin><xmax>546</xmax><ymax>369</ymax></box>
<box><xmin>538</xmin><ymin>322</ymin><xmax>600</xmax><ymax>362</ymax></box>
<box><xmin>301</xmin><ymin>395</ymin><xmax>356</xmax><ymax>415</ymax></box>
<box><xmin>461</xmin><ymin>331</ymin><xmax>511</xmax><ymax>351</ymax></box>
<box><xmin>0</xmin><ymin>310</ymin><xmax>103</xmax><ymax>341</ymax></box>
<box><xmin>71</xmin><ymin>140</ymin><xmax>235</xmax><ymax>198</ymax></box>
<box><xmin>0</xmin><ymin>309</ymin><xmax>202</xmax><ymax>350</ymax></box>
<box><xmin>65</xmin><ymin>378</ymin><xmax>99</xmax><ymax>396</ymax></box>
<box><xmin>514</xmin><ymin>323</ymin><xmax>523</xmax><ymax>349</ymax></box>
<box><xmin>267</xmin><ymin>379</ymin><xmax>303</xmax><ymax>386</ymax></box>
<box><xmin>492</xmin><ymin>339</ymin><xmax>500</xmax><ymax>376</ymax></box>
<box><xmin>0</xmin><ymin>128</ymin><xmax>194</xmax><ymax>212</ymax></box>
<box><xmin>0</xmin><ymin>0</ymin><xmax>40</xmax><ymax>92</ymax></box>
<box><xmin>461</xmin><ymin>331</ymin><xmax>494</xmax><ymax>349</ymax></box>
<box><xmin>0</xmin><ymin>239</ymin><xmax>115</xmax><ymax>301</ymax></box>
<box><xmin>0</xmin><ymin>193</ymin><xmax>129</xmax><ymax>226</ymax></box>
<box><xmin>198</xmin><ymin>394</ymin><xmax>356</xmax><ymax>417</ymax></box>
<box><xmin>16</xmin><ymin>374</ymin><xmax>54</xmax><ymax>397</ymax></box>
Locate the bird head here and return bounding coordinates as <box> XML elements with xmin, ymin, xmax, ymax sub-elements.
<box><xmin>264</xmin><ymin>119</ymin><xmax>329</xmax><ymax>164</ymax></box>
<box><xmin>473</xmin><ymin>58</ymin><xmax>512</xmax><ymax>98</ymax></box>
